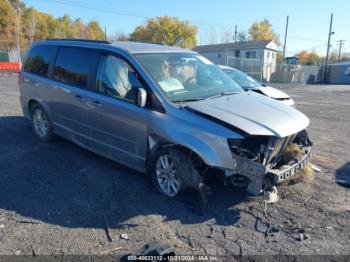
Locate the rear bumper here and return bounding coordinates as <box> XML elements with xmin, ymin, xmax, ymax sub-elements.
<box><xmin>267</xmin><ymin>146</ymin><xmax>312</xmax><ymax>184</ymax></box>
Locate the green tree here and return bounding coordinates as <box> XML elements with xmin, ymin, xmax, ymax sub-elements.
<box><xmin>296</xmin><ymin>50</ymin><xmax>309</xmax><ymax>65</ymax></box>
<box><xmin>85</xmin><ymin>21</ymin><xmax>105</xmax><ymax>40</ymax></box>
<box><xmin>130</xmin><ymin>16</ymin><xmax>198</xmax><ymax>49</ymax></box>
<box><xmin>248</xmin><ymin>19</ymin><xmax>279</xmax><ymax>45</ymax></box>
<box><xmin>0</xmin><ymin>0</ymin><xmax>17</xmax><ymax>49</ymax></box>
<box><xmin>1</xmin><ymin>0</ymin><xmax>107</xmax><ymax>50</ymax></box>
<box><xmin>306</xmin><ymin>51</ymin><xmax>320</xmax><ymax>65</ymax></box>
<box><xmin>329</xmin><ymin>51</ymin><xmax>338</xmax><ymax>63</ymax></box>
<box><xmin>56</xmin><ymin>14</ymin><xmax>73</xmax><ymax>38</ymax></box>
<box><xmin>22</xmin><ymin>7</ymin><xmax>37</xmax><ymax>45</ymax></box>
<box><xmin>276</xmin><ymin>51</ymin><xmax>284</xmax><ymax>63</ymax></box>
<box><xmin>71</xmin><ymin>18</ymin><xmax>85</xmax><ymax>38</ymax></box>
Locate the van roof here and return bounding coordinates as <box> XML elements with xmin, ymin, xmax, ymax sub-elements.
<box><xmin>40</xmin><ymin>39</ymin><xmax>193</xmax><ymax>54</ymax></box>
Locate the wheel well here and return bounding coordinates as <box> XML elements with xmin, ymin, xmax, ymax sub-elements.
<box><xmin>28</xmin><ymin>99</ymin><xmax>39</xmax><ymax>116</ymax></box>
<box><xmin>147</xmin><ymin>143</ymin><xmax>208</xmax><ymax>173</ymax></box>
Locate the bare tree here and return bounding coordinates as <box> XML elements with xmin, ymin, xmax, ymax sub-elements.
<box><xmin>205</xmin><ymin>27</ymin><xmax>218</xmax><ymax>44</ymax></box>
<box><xmin>221</xmin><ymin>29</ymin><xmax>233</xmax><ymax>43</ymax></box>
<box><xmin>109</xmin><ymin>31</ymin><xmax>130</xmax><ymax>42</ymax></box>
<box><xmin>236</xmin><ymin>31</ymin><xmax>248</xmax><ymax>42</ymax></box>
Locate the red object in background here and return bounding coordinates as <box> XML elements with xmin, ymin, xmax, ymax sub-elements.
<box><xmin>0</xmin><ymin>62</ymin><xmax>20</xmax><ymax>72</ymax></box>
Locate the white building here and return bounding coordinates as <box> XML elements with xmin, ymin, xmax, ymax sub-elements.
<box><xmin>193</xmin><ymin>40</ymin><xmax>278</xmax><ymax>81</ymax></box>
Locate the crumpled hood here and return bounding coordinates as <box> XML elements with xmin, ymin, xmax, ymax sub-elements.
<box><xmin>187</xmin><ymin>91</ymin><xmax>309</xmax><ymax>137</ymax></box>
<box><xmin>252</xmin><ymin>86</ymin><xmax>291</xmax><ymax>99</ymax></box>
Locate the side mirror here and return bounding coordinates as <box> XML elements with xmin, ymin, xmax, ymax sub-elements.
<box><xmin>137</xmin><ymin>88</ymin><xmax>147</xmax><ymax>107</ymax></box>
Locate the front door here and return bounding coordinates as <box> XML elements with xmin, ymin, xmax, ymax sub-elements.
<box><xmin>86</xmin><ymin>53</ymin><xmax>150</xmax><ymax>171</ymax></box>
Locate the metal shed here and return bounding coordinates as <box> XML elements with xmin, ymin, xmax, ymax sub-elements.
<box><xmin>328</xmin><ymin>61</ymin><xmax>350</xmax><ymax>84</ymax></box>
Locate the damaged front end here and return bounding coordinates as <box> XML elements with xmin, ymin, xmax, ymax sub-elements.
<box><xmin>226</xmin><ymin>130</ymin><xmax>313</xmax><ymax>195</ymax></box>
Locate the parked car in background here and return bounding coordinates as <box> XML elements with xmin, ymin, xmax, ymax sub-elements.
<box><xmin>19</xmin><ymin>40</ymin><xmax>311</xmax><ymax>203</ymax></box>
<box><xmin>219</xmin><ymin>65</ymin><xmax>295</xmax><ymax>106</ymax></box>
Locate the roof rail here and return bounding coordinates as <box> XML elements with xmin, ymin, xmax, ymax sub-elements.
<box><xmin>45</xmin><ymin>38</ymin><xmax>111</xmax><ymax>44</ymax></box>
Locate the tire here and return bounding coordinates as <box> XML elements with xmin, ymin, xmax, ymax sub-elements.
<box><xmin>30</xmin><ymin>104</ymin><xmax>55</xmax><ymax>143</ymax></box>
<box><xmin>150</xmin><ymin>148</ymin><xmax>202</xmax><ymax>198</ymax></box>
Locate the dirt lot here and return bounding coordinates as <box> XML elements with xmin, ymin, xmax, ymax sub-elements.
<box><xmin>0</xmin><ymin>76</ymin><xmax>349</xmax><ymax>257</ymax></box>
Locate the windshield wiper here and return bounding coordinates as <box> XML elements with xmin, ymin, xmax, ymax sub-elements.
<box><xmin>173</xmin><ymin>98</ymin><xmax>205</xmax><ymax>103</ymax></box>
<box><xmin>205</xmin><ymin>91</ymin><xmax>239</xmax><ymax>100</ymax></box>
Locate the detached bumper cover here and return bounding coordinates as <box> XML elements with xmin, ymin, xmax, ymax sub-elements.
<box><xmin>267</xmin><ymin>146</ymin><xmax>312</xmax><ymax>184</ymax></box>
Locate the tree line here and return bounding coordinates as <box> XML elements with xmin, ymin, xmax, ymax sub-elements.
<box><xmin>0</xmin><ymin>0</ymin><xmax>105</xmax><ymax>50</ymax></box>
<box><xmin>2</xmin><ymin>0</ymin><xmax>348</xmax><ymax>64</ymax></box>
<box><xmin>292</xmin><ymin>49</ymin><xmax>349</xmax><ymax>65</ymax></box>
<box><xmin>0</xmin><ymin>0</ymin><xmax>281</xmax><ymax>51</ymax></box>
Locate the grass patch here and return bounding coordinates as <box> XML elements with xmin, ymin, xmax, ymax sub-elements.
<box><xmin>282</xmin><ymin>143</ymin><xmax>302</xmax><ymax>163</ymax></box>
<box><xmin>279</xmin><ymin>144</ymin><xmax>314</xmax><ymax>186</ymax></box>
<box><xmin>312</xmin><ymin>154</ymin><xmax>332</xmax><ymax>169</ymax></box>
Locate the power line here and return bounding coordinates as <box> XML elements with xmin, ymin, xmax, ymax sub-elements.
<box><xmin>35</xmin><ymin>0</ymin><xmax>340</xmax><ymax>46</ymax></box>
<box><xmin>37</xmin><ymin>0</ymin><xmax>238</xmax><ymax>27</ymax></box>
<box><xmin>287</xmin><ymin>43</ymin><xmax>328</xmax><ymax>55</ymax></box>
<box><xmin>288</xmin><ymin>35</ymin><xmax>325</xmax><ymax>42</ymax></box>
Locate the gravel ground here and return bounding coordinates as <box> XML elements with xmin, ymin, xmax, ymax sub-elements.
<box><xmin>0</xmin><ymin>76</ymin><xmax>349</xmax><ymax>257</ymax></box>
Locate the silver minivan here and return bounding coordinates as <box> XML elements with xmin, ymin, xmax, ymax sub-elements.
<box><xmin>19</xmin><ymin>39</ymin><xmax>312</xmax><ymax>202</ymax></box>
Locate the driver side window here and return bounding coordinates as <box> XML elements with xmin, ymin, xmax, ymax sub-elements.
<box><xmin>95</xmin><ymin>54</ymin><xmax>144</xmax><ymax>103</ymax></box>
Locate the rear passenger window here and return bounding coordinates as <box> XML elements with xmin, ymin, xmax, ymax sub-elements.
<box><xmin>24</xmin><ymin>45</ymin><xmax>56</xmax><ymax>77</ymax></box>
<box><xmin>53</xmin><ymin>47</ymin><xmax>96</xmax><ymax>88</ymax></box>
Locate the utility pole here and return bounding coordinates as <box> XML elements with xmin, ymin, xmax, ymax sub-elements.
<box><xmin>337</xmin><ymin>40</ymin><xmax>345</xmax><ymax>62</ymax></box>
<box><xmin>282</xmin><ymin>15</ymin><xmax>289</xmax><ymax>62</ymax></box>
<box><xmin>15</xmin><ymin>7</ymin><xmax>21</xmax><ymax>68</ymax></box>
<box><xmin>234</xmin><ymin>25</ymin><xmax>237</xmax><ymax>43</ymax></box>
<box><xmin>324</xmin><ymin>13</ymin><xmax>334</xmax><ymax>82</ymax></box>
<box><xmin>104</xmin><ymin>27</ymin><xmax>107</xmax><ymax>40</ymax></box>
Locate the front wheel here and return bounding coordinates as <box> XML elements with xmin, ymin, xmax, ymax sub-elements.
<box><xmin>151</xmin><ymin>149</ymin><xmax>183</xmax><ymax>197</ymax></box>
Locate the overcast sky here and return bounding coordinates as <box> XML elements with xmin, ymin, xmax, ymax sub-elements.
<box><xmin>22</xmin><ymin>0</ymin><xmax>350</xmax><ymax>56</ymax></box>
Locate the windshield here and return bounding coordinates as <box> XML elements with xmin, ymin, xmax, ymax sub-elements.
<box><xmin>135</xmin><ymin>53</ymin><xmax>243</xmax><ymax>102</ymax></box>
<box><xmin>223</xmin><ymin>68</ymin><xmax>261</xmax><ymax>89</ymax></box>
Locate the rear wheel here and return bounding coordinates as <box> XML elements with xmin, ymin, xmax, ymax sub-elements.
<box><xmin>31</xmin><ymin>104</ymin><xmax>55</xmax><ymax>142</ymax></box>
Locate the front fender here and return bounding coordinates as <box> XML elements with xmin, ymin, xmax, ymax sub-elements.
<box><xmin>148</xmin><ymin>111</ymin><xmax>239</xmax><ymax>169</ymax></box>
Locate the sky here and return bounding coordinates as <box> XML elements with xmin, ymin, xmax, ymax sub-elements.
<box><xmin>22</xmin><ymin>0</ymin><xmax>350</xmax><ymax>56</ymax></box>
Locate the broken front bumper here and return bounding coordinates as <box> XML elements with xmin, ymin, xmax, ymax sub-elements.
<box><xmin>228</xmin><ymin>145</ymin><xmax>312</xmax><ymax>195</ymax></box>
<box><xmin>267</xmin><ymin>146</ymin><xmax>312</xmax><ymax>184</ymax></box>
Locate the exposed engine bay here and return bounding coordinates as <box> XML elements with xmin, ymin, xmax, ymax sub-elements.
<box><xmin>227</xmin><ymin>130</ymin><xmax>313</xmax><ymax>195</ymax></box>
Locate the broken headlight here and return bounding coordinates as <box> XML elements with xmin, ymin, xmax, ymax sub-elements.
<box><xmin>227</xmin><ymin>138</ymin><xmax>260</xmax><ymax>161</ymax></box>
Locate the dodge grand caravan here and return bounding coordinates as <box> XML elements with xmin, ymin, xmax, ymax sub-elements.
<box><xmin>19</xmin><ymin>39</ymin><xmax>312</xmax><ymax>202</ymax></box>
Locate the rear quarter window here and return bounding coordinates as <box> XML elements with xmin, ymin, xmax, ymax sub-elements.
<box><xmin>53</xmin><ymin>47</ymin><xmax>97</xmax><ymax>89</ymax></box>
<box><xmin>24</xmin><ymin>45</ymin><xmax>56</xmax><ymax>77</ymax></box>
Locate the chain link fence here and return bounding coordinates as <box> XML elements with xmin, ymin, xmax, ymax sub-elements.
<box><xmin>226</xmin><ymin>56</ymin><xmax>323</xmax><ymax>84</ymax></box>
<box><xmin>226</xmin><ymin>56</ymin><xmax>264</xmax><ymax>82</ymax></box>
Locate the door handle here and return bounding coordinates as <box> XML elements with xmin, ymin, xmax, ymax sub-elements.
<box><xmin>74</xmin><ymin>94</ymin><xmax>86</xmax><ymax>102</ymax></box>
<box><xmin>88</xmin><ymin>100</ymin><xmax>102</xmax><ymax>108</ymax></box>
